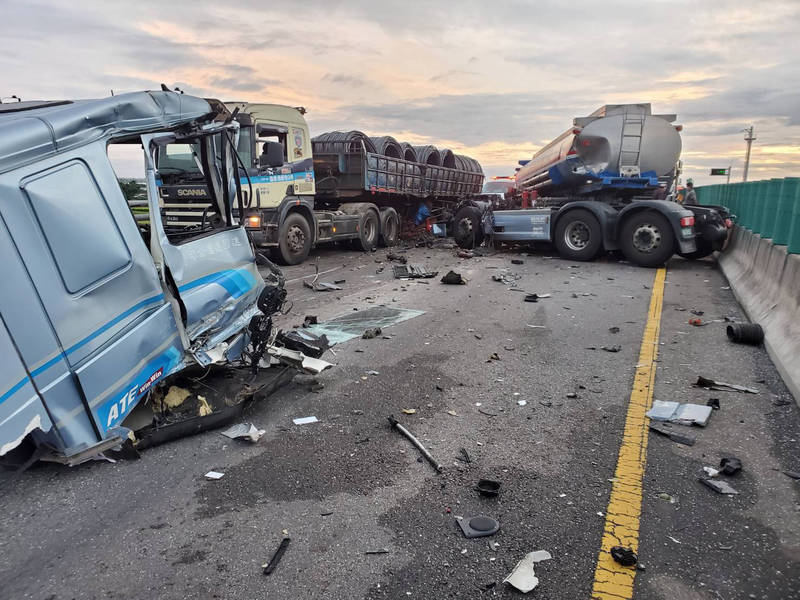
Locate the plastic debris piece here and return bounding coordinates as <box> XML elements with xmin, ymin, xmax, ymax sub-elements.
<box><xmin>503</xmin><ymin>550</ymin><xmax>552</xmax><ymax>593</ymax></box>
<box><xmin>446</xmin><ymin>410</ymin><xmax>458</xmax><ymax>416</ymax></box>
<box><xmin>401</xmin><ymin>408</ymin><xmax>417</xmax><ymax>415</ymax></box>
<box><xmin>523</xmin><ymin>293</ymin><xmax>550</xmax><ymax>302</ymax></box>
<box><xmin>365</xmin><ymin>549</ymin><xmax>390</xmax><ymax>555</ymax></box>
<box><xmin>781</xmin><ymin>470</ymin><xmax>800</xmax><ymax>480</ymax></box>
<box><xmin>610</xmin><ymin>546</ymin><xmax>638</xmax><ymax>566</ymax></box>
<box><xmin>293</xmin><ymin>416</ymin><xmax>318</xmax><ymax>425</ymax></box>
<box><xmin>366</xmin><ymin>370</ymin><xmax>380</xmax><ymax>376</ymax></box>
<box><xmin>517</xmin><ymin>399</ymin><xmax>527</xmax><ymax>406</ymax></box>
<box><xmin>707</xmin><ymin>398</ymin><xmax>721</xmax><ymax>409</ymax></box>
<box><xmin>703</xmin><ymin>466</ymin><xmax>720</xmax><ymax>477</ymax></box>
<box><xmin>263</xmin><ymin>537</ymin><xmax>290</xmax><ymax>575</ymax></box>
<box><xmin>204</xmin><ymin>471</ymin><xmax>224</xmax><ymax>480</ymax></box>
<box><xmin>457</xmin><ymin>515</ymin><xmax>500</xmax><ymax>538</ymax></box>
<box><xmin>220</xmin><ymin>423</ymin><xmax>265</xmax><ymax>442</ymax></box>
<box><xmin>700</xmin><ymin>478</ymin><xmax>739</xmax><ymax>494</ymax></box>
<box><xmin>511</xmin><ymin>259</ymin><xmax>524</xmax><ymax>265</ymax></box>
<box><xmin>609</xmin><ymin>327</ymin><xmax>620</xmax><ymax>334</ymax></box>
<box><xmin>646</xmin><ymin>401</ymin><xmax>712</xmax><ymax>427</ymax></box>
<box><xmin>695</xmin><ymin>376</ymin><xmax>758</xmax><ymax>394</ymax></box>
<box><xmin>601</xmin><ymin>345</ymin><xmax>622</xmax><ymax>353</ymax></box>
<box><xmin>719</xmin><ymin>456</ymin><xmax>742</xmax><ymax>476</ymax></box>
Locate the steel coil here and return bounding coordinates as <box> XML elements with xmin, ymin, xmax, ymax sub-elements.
<box><xmin>413</xmin><ymin>145</ymin><xmax>440</xmax><ymax>166</ymax></box>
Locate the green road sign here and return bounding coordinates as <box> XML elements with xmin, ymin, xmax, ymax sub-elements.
<box><xmin>710</xmin><ymin>168</ymin><xmax>729</xmax><ymax>176</ymax></box>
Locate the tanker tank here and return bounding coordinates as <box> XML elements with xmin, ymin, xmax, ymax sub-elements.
<box><xmin>516</xmin><ymin>104</ymin><xmax>682</xmax><ymax>196</ymax></box>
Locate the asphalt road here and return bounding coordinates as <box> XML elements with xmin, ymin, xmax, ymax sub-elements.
<box><xmin>1</xmin><ymin>243</ymin><xmax>798</xmax><ymax>600</ymax></box>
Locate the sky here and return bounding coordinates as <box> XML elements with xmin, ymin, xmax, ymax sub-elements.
<box><xmin>1</xmin><ymin>0</ymin><xmax>799</xmax><ymax>186</ymax></box>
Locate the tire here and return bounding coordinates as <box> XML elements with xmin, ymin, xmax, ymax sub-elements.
<box><xmin>380</xmin><ymin>207</ymin><xmax>400</xmax><ymax>247</ymax></box>
<box><xmin>619</xmin><ymin>210</ymin><xmax>676</xmax><ymax>267</ymax></box>
<box><xmin>356</xmin><ymin>209</ymin><xmax>380</xmax><ymax>251</ymax></box>
<box><xmin>277</xmin><ymin>212</ymin><xmax>312</xmax><ymax>265</ymax></box>
<box><xmin>453</xmin><ymin>206</ymin><xmax>484</xmax><ymax>249</ymax></box>
<box><xmin>553</xmin><ymin>209</ymin><xmax>603</xmax><ymax>261</ymax></box>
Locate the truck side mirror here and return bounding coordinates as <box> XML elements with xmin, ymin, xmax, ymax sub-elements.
<box><xmin>259</xmin><ymin>141</ymin><xmax>284</xmax><ymax>168</ymax></box>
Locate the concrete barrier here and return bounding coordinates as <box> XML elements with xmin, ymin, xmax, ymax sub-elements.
<box><xmin>718</xmin><ymin>226</ymin><xmax>800</xmax><ymax>402</ymax></box>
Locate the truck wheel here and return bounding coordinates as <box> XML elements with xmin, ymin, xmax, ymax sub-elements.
<box><xmin>356</xmin><ymin>209</ymin><xmax>380</xmax><ymax>251</ymax></box>
<box><xmin>554</xmin><ymin>209</ymin><xmax>602</xmax><ymax>261</ymax></box>
<box><xmin>277</xmin><ymin>212</ymin><xmax>312</xmax><ymax>265</ymax></box>
<box><xmin>453</xmin><ymin>206</ymin><xmax>484</xmax><ymax>249</ymax></box>
<box><xmin>620</xmin><ymin>211</ymin><xmax>675</xmax><ymax>267</ymax></box>
<box><xmin>380</xmin><ymin>208</ymin><xmax>400</xmax><ymax>247</ymax></box>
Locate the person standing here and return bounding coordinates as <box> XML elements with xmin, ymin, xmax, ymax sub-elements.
<box><xmin>683</xmin><ymin>179</ymin><xmax>697</xmax><ymax>205</ymax></box>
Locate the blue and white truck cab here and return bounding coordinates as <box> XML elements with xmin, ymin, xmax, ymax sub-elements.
<box><xmin>0</xmin><ymin>91</ymin><xmax>310</xmax><ymax>463</ymax></box>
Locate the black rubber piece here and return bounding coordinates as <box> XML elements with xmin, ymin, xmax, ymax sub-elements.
<box><xmin>476</xmin><ymin>479</ymin><xmax>501</xmax><ymax>497</ymax></box>
<box><xmin>726</xmin><ymin>322</ymin><xmax>764</xmax><ymax>345</ymax></box>
<box><xmin>719</xmin><ymin>456</ymin><xmax>742</xmax><ymax>476</ymax></box>
<box><xmin>263</xmin><ymin>537</ymin><xmax>290</xmax><ymax>575</ymax></box>
<box><xmin>610</xmin><ymin>546</ymin><xmax>638</xmax><ymax>567</ymax></box>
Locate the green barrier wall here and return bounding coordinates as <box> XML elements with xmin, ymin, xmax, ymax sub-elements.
<box><xmin>696</xmin><ymin>177</ymin><xmax>800</xmax><ymax>254</ymax></box>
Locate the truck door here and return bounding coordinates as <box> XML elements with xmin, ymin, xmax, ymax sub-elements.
<box><xmin>0</xmin><ymin>142</ymin><xmax>184</xmax><ymax>446</ymax></box>
<box><xmin>142</xmin><ymin>130</ymin><xmax>263</xmax><ymax>361</ymax></box>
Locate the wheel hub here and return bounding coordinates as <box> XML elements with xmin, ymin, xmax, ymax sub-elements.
<box><xmin>286</xmin><ymin>225</ymin><xmax>305</xmax><ymax>254</ymax></box>
<box><xmin>632</xmin><ymin>224</ymin><xmax>661</xmax><ymax>253</ymax></box>
<box><xmin>565</xmin><ymin>221</ymin><xmax>590</xmax><ymax>251</ymax></box>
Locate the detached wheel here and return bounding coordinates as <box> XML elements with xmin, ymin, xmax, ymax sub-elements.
<box><xmin>453</xmin><ymin>206</ymin><xmax>484</xmax><ymax>249</ymax></box>
<box><xmin>380</xmin><ymin>207</ymin><xmax>400</xmax><ymax>247</ymax></box>
<box><xmin>620</xmin><ymin>210</ymin><xmax>675</xmax><ymax>267</ymax></box>
<box><xmin>277</xmin><ymin>212</ymin><xmax>312</xmax><ymax>265</ymax></box>
<box><xmin>554</xmin><ymin>209</ymin><xmax>602</xmax><ymax>261</ymax></box>
<box><xmin>356</xmin><ymin>209</ymin><xmax>380</xmax><ymax>251</ymax></box>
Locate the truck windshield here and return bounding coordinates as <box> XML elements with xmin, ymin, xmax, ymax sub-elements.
<box><xmin>157</xmin><ymin>143</ymin><xmax>201</xmax><ymax>174</ymax></box>
<box><xmin>236</xmin><ymin>127</ymin><xmax>253</xmax><ymax>171</ymax></box>
<box><xmin>483</xmin><ymin>180</ymin><xmax>514</xmax><ymax>194</ymax></box>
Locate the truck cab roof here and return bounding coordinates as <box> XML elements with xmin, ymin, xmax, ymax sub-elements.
<box><xmin>0</xmin><ymin>91</ymin><xmax>215</xmax><ymax>175</ymax></box>
<box><xmin>225</xmin><ymin>102</ymin><xmax>308</xmax><ymax>128</ymax></box>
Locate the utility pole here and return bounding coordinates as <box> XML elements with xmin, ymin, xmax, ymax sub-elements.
<box><xmin>742</xmin><ymin>126</ymin><xmax>755</xmax><ymax>182</ymax></box>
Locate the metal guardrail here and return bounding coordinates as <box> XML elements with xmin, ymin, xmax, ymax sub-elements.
<box><xmin>696</xmin><ymin>177</ymin><xmax>800</xmax><ymax>253</ymax></box>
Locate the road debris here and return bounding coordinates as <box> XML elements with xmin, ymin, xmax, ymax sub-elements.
<box><xmin>503</xmin><ymin>550</ymin><xmax>552</xmax><ymax>593</ymax></box>
<box><xmin>780</xmin><ymin>470</ymin><xmax>800</xmax><ymax>480</ymax></box>
<box><xmin>362</xmin><ymin>327</ymin><xmax>382</xmax><ymax>339</ymax></box>
<box><xmin>703</xmin><ymin>466</ymin><xmax>720</xmax><ymax>477</ymax></box>
<box><xmin>492</xmin><ymin>271</ymin><xmax>522</xmax><ymax>285</ymax></box>
<box><xmin>726</xmin><ymin>322</ymin><xmax>764</xmax><ymax>345</ymax></box>
<box><xmin>488</xmin><ymin>352</ymin><xmax>500</xmax><ymax>361</ymax></box>
<box><xmin>365</xmin><ymin>549</ymin><xmax>390</xmax><ymax>555</ymax></box>
<box><xmin>457</xmin><ymin>250</ymin><xmax>474</xmax><ymax>259</ymax></box>
<box><xmin>292</xmin><ymin>416</ymin><xmax>319</xmax><ymax>425</ymax></box>
<box><xmin>688</xmin><ymin>318</ymin><xmax>706</xmax><ymax>326</ymax></box>
<box><xmin>476</xmin><ymin>479</ymin><xmax>501</xmax><ymax>497</ymax></box>
<box><xmin>366</xmin><ymin>370</ymin><xmax>380</xmax><ymax>376</ymax></box>
<box><xmin>457</xmin><ymin>448</ymin><xmax>472</xmax><ymax>463</ymax></box>
<box><xmin>695</xmin><ymin>376</ymin><xmax>758</xmax><ymax>394</ymax></box>
<box><xmin>204</xmin><ymin>471</ymin><xmax>224</xmax><ymax>480</ymax></box>
<box><xmin>610</xmin><ymin>546</ymin><xmax>638</xmax><ymax>567</ymax></box>
<box><xmin>649</xmin><ymin>423</ymin><xmax>696</xmax><ymax>446</ymax></box>
<box><xmin>393</xmin><ymin>264</ymin><xmax>438</xmax><ymax>279</ymax></box>
<box><xmin>524</xmin><ymin>293</ymin><xmax>551</xmax><ymax>303</ymax></box>
<box><xmin>608</xmin><ymin>327</ymin><xmax>620</xmax><ymax>334</ymax></box>
<box><xmin>388</xmin><ymin>414</ymin><xmax>442</xmax><ymax>472</ymax></box>
<box><xmin>457</xmin><ymin>515</ymin><xmax>500</xmax><ymax>538</ymax></box>
<box><xmin>601</xmin><ymin>345</ymin><xmax>622</xmax><ymax>353</ymax></box>
<box><xmin>386</xmin><ymin>252</ymin><xmax>407</xmax><ymax>263</ymax></box>
<box><xmin>707</xmin><ymin>398</ymin><xmax>721</xmax><ymax>410</ymax></box>
<box><xmin>401</xmin><ymin>408</ymin><xmax>417</xmax><ymax>415</ymax></box>
<box><xmin>700</xmin><ymin>478</ymin><xmax>739</xmax><ymax>495</ymax></box>
<box><xmin>719</xmin><ymin>456</ymin><xmax>743</xmax><ymax>476</ymax></box>
<box><xmin>440</xmin><ymin>270</ymin><xmax>467</xmax><ymax>284</ymax></box>
<box><xmin>263</xmin><ymin>537</ymin><xmax>290</xmax><ymax>575</ymax></box>
<box><xmin>220</xmin><ymin>423</ymin><xmax>265</xmax><ymax>442</ymax></box>
<box><xmin>646</xmin><ymin>400</ymin><xmax>713</xmax><ymax>426</ymax></box>
<box><xmin>303</xmin><ymin>259</ymin><xmax>343</xmax><ymax>291</ymax></box>
<box><xmin>302</xmin><ymin>315</ymin><xmax>318</xmax><ymax>326</ymax></box>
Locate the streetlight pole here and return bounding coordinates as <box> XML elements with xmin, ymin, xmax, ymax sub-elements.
<box><xmin>742</xmin><ymin>126</ymin><xmax>755</xmax><ymax>182</ymax></box>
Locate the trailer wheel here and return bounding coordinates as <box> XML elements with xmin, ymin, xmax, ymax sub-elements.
<box><xmin>356</xmin><ymin>209</ymin><xmax>380</xmax><ymax>252</ymax></box>
<box><xmin>277</xmin><ymin>212</ymin><xmax>312</xmax><ymax>265</ymax></box>
<box><xmin>553</xmin><ymin>209</ymin><xmax>602</xmax><ymax>261</ymax></box>
<box><xmin>620</xmin><ymin>211</ymin><xmax>675</xmax><ymax>267</ymax></box>
<box><xmin>380</xmin><ymin>208</ymin><xmax>400</xmax><ymax>247</ymax></box>
<box><xmin>453</xmin><ymin>206</ymin><xmax>484</xmax><ymax>249</ymax></box>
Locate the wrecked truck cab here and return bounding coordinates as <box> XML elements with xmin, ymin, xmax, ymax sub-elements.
<box><xmin>0</xmin><ymin>91</ymin><xmax>284</xmax><ymax>462</ymax></box>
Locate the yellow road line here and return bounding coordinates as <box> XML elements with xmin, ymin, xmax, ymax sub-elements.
<box><xmin>591</xmin><ymin>267</ymin><xmax>666</xmax><ymax>599</ymax></box>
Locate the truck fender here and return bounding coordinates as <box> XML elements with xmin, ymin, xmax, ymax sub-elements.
<box><xmin>553</xmin><ymin>201</ymin><xmax>619</xmax><ymax>250</ymax></box>
<box><xmin>616</xmin><ymin>200</ymin><xmax>695</xmax><ymax>254</ymax></box>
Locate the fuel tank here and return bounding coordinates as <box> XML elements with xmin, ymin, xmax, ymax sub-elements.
<box><xmin>516</xmin><ymin>104</ymin><xmax>681</xmax><ymax>194</ymax></box>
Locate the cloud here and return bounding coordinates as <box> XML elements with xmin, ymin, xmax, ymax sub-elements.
<box><xmin>322</xmin><ymin>73</ymin><xmax>367</xmax><ymax>87</ymax></box>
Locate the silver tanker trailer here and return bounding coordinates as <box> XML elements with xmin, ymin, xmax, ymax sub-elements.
<box><xmin>452</xmin><ymin>104</ymin><xmax>731</xmax><ymax>267</ymax></box>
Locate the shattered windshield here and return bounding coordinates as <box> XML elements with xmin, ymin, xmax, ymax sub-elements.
<box><xmin>156</xmin><ymin>143</ymin><xmax>202</xmax><ymax>175</ymax></box>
